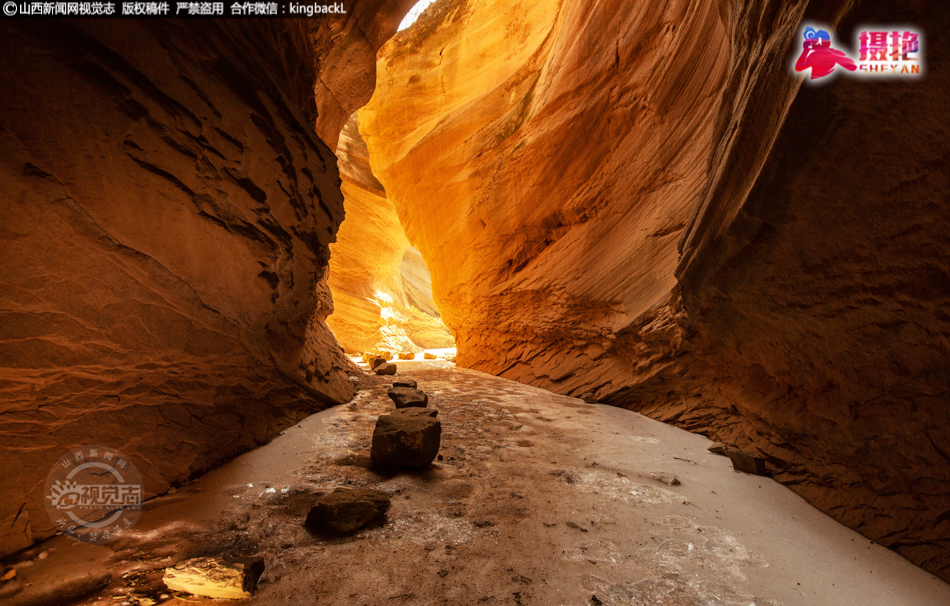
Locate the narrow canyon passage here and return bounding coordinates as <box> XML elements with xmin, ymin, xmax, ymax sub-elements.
<box><xmin>9</xmin><ymin>362</ymin><xmax>950</xmax><ymax>606</ymax></box>
<box><xmin>1</xmin><ymin>0</ymin><xmax>949</xmax><ymax>603</ymax></box>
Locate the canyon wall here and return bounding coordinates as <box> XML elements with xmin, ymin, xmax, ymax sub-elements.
<box><xmin>361</xmin><ymin>0</ymin><xmax>950</xmax><ymax>580</ymax></box>
<box><xmin>327</xmin><ymin>114</ymin><xmax>454</xmax><ymax>354</ymax></box>
<box><xmin>0</xmin><ymin>7</ymin><xmax>414</xmax><ymax>558</ymax></box>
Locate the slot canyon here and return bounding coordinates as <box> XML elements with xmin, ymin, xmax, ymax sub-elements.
<box><xmin>0</xmin><ymin>0</ymin><xmax>948</xmax><ymax>604</ymax></box>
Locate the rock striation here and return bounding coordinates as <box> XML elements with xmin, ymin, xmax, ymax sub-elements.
<box><xmin>361</xmin><ymin>0</ymin><xmax>950</xmax><ymax>580</ymax></box>
<box><xmin>0</xmin><ymin>6</ymin><xmax>415</xmax><ymax>559</ymax></box>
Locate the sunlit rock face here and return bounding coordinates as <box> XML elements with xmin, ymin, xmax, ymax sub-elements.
<box><xmin>361</xmin><ymin>0</ymin><xmax>950</xmax><ymax>580</ymax></box>
<box><xmin>0</xmin><ymin>9</ymin><xmax>413</xmax><ymax>558</ymax></box>
<box><xmin>327</xmin><ymin>114</ymin><xmax>454</xmax><ymax>353</ymax></box>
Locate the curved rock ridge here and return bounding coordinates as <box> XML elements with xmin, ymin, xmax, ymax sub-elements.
<box><xmin>0</xmin><ymin>9</ymin><xmax>413</xmax><ymax>559</ymax></box>
<box><xmin>327</xmin><ymin>113</ymin><xmax>455</xmax><ymax>354</ymax></box>
<box><xmin>360</xmin><ymin>0</ymin><xmax>950</xmax><ymax>580</ymax></box>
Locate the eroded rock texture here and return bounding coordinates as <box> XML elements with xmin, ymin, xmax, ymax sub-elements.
<box><xmin>327</xmin><ymin>114</ymin><xmax>454</xmax><ymax>353</ymax></box>
<box><xmin>362</xmin><ymin>0</ymin><xmax>950</xmax><ymax>580</ymax></box>
<box><xmin>0</xmin><ymin>9</ymin><xmax>412</xmax><ymax>558</ymax></box>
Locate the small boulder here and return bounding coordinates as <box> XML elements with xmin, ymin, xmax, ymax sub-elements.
<box><xmin>304</xmin><ymin>488</ymin><xmax>391</xmax><ymax>535</ymax></box>
<box><xmin>375</xmin><ymin>362</ymin><xmax>397</xmax><ymax>375</ymax></box>
<box><xmin>398</xmin><ymin>352</ymin><xmax>416</xmax><ymax>360</ymax></box>
<box><xmin>393</xmin><ymin>378</ymin><xmax>417</xmax><ymax>389</ymax></box>
<box><xmin>370</xmin><ymin>357</ymin><xmax>386</xmax><ymax>369</ymax></box>
<box><xmin>387</xmin><ymin>386</ymin><xmax>428</xmax><ymax>408</ymax></box>
<box><xmin>371</xmin><ymin>410</ymin><xmax>441</xmax><ymax>468</ymax></box>
<box><xmin>707</xmin><ymin>442</ymin><xmax>728</xmax><ymax>456</ymax></box>
<box><xmin>378</xmin><ymin>350</ymin><xmax>393</xmax><ymax>361</ymax></box>
<box><xmin>423</xmin><ymin>352</ymin><xmax>437</xmax><ymax>360</ymax></box>
<box><xmin>578</xmin><ymin>391</ymin><xmax>599</xmax><ymax>404</ymax></box>
<box><xmin>361</xmin><ymin>352</ymin><xmax>377</xmax><ymax>363</ymax></box>
<box><xmin>649</xmin><ymin>472</ymin><xmax>681</xmax><ymax>486</ymax></box>
<box><xmin>726</xmin><ymin>448</ymin><xmax>768</xmax><ymax>475</ymax></box>
<box><xmin>163</xmin><ymin>557</ymin><xmax>265</xmax><ymax>599</ymax></box>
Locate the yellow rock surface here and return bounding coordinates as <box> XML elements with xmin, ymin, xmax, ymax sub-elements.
<box><xmin>361</xmin><ymin>0</ymin><xmax>728</xmax><ymax>385</ymax></box>
<box><xmin>327</xmin><ymin>114</ymin><xmax>454</xmax><ymax>354</ymax></box>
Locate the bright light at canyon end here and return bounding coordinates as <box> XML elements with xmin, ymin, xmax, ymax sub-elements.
<box><xmin>398</xmin><ymin>0</ymin><xmax>435</xmax><ymax>30</ymax></box>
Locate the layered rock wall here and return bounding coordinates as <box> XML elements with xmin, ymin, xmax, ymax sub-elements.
<box><xmin>0</xmin><ymin>8</ymin><xmax>412</xmax><ymax>558</ymax></box>
<box><xmin>361</xmin><ymin>0</ymin><xmax>950</xmax><ymax>580</ymax></box>
<box><xmin>327</xmin><ymin>114</ymin><xmax>454</xmax><ymax>353</ymax></box>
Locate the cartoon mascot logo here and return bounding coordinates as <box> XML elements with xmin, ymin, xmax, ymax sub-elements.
<box><xmin>795</xmin><ymin>27</ymin><xmax>857</xmax><ymax>79</ymax></box>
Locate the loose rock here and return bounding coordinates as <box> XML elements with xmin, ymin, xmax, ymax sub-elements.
<box><xmin>726</xmin><ymin>448</ymin><xmax>768</xmax><ymax>475</ymax></box>
<box><xmin>304</xmin><ymin>488</ymin><xmax>391</xmax><ymax>535</ymax></box>
<box><xmin>708</xmin><ymin>442</ymin><xmax>728</xmax><ymax>456</ymax></box>
<box><xmin>650</xmin><ymin>472</ymin><xmax>681</xmax><ymax>486</ymax></box>
<box><xmin>393</xmin><ymin>378</ymin><xmax>418</xmax><ymax>389</ymax></box>
<box><xmin>387</xmin><ymin>386</ymin><xmax>428</xmax><ymax>408</ymax></box>
<box><xmin>578</xmin><ymin>391</ymin><xmax>599</xmax><ymax>404</ymax></box>
<box><xmin>398</xmin><ymin>352</ymin><xmax>416</xmax><ymax>360</ymax></box>
<box><xmin>163</xmin><ymin>557</ymin><xmax>264</xmax><ymax>600</ymax></box>
<box><xmin>371</xmin><ymin>409</ymin><xmax>441</xmax><ymax>468</ymax></box>
<box><xmin>423</xmin><ymin>352</ymin><xmax>437</xmax><ymax>359</ymax></box>
<box><xmin>370</xmin><ymin>357</ymin><xmax>386</xmax><ymax>369</ymax></box>
<box><xmin>375</xmin><ymin>362</ymin><xmax>397</xmax><ymax>375</ymax></box>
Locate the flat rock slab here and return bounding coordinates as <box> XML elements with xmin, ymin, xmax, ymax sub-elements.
<box><xmin>304</xmin><ymin>488</ymin><xmax>391</xmax><ymax>535</ymax></box>
<box><xmin>387</xmin><ymin>386</ymin><xmax>428</xmax><ymax>408</ymax></box>
<box><xmin>423</xmin><ymin>352</ymin><xmax>437</xmax><ymax>359</ymax></box>
<box><xmin>726</xmin><ymin>448</ymin><xmax>768</xmax><ymax>475</ymax></box>
<box><xmin>163</xmin><ymin>556</ymin><xmax>264</xmax><ymax>599</ymax></box>
<box><xmin>375</xmin><ymin>362</ymin><xmax>397</xmax><ymax>375</ymax></box>
<box><xmin>393</xmin><ymin>378</ymin><xmax>417</xmax><ymax>389</ymax></box>
<box><xmin>371</xmin><ymin>410</ymin><xmax>441</xmax><ymax>468</ymax></box>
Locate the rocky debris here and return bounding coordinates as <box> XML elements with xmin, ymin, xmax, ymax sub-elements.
<box><xmin>708</xmin><ymin>442</ymin><xmax>728</xmax><ymax>456</ymax></box>
<box><xmin>393</xmin><ymin>379</ymin><xmax>418</xmax><ymax>389</ymax></box>
<box><xmin>443</xmin><ymin>355</ymin><xmax>457</xmax><ymax>363</ymax></box>
<box><xmin>378</xmin><ymin>350</ymin><xmax>393</xmax><ymax>361</ymax></box>
<box><xmin>424</xmin><ymin>353</ymin><xmax>437</xmax><ymax>359</ymax></box>
<box><xmin>371</xmin><ymin>409</ymin><xmax>442</xmax><ymax>468</ymax></box>
<box><xmin>1</xmin><ymin>569</ymin><xmax>14</xmax><ymax>581</ymax></box>
<box><xmin>304</xmin><ymin>488</ymin><xmax>391</xmax><ymax>535</ymax></box>
<box><xmin>649</xmin><ymin>472</ymin><xmax>681</xmax><ymax>486</ymax></box>
<box><xmin>578</xmin><ymin>392</ymin><xmax>599</xmax><ymax>404</ymax></box>
<box><xmin>163</xmin><ymin>557</ymin><xmax>264</xmax><ymax>599</ymax></box>
<box><xmin>375</xmin><ymin>362</ymin><xmax>398</xmax><ymax>376</ymax></box>
<box><xmin>370</xmin><ymin>357</ymin><xmax>387</xmax><ymax>369</ymax></box>
<box><xmin>726</xmin><ymin>449</ymin><xmax>768</xmax><ymax>476</ymax></box>
<box><xmin>387</xmin><ymin>386</ymin><xmax>429</xmax><ymax>408</ymax></box>
<box><xmin>398</xmin><ymin>352</ymin><xmax>416</xmax><ymax>360</ymax></box>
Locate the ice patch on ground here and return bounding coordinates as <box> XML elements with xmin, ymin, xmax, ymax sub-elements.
<box><xmin>629</xmin><ymin>436</ymin><xmax>660</xmax><ymax>444</ymax></box>
<box><xmin>573</xmin><ymin>471</ymin><xmax>686</xmax><ymax>505</ymax></box>
<box><xmin>365</xmin><ymin>509</ymin><xmax>483</xmax><ymax>546</ymax></box>
<box><xmin>582</xmin><ymin>573</ymin><xmax>783</xmax><ymax>606</ymax></box>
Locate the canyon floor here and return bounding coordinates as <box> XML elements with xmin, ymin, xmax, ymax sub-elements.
<box><xmin>5</xmin><ymin>361</ymin><xmax>950</xmax><ymax>606</ymax></box>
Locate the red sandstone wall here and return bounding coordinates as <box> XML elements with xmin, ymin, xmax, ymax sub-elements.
<box><xmin>361</xmin><ymin>0</ymin><xmax>950</xmax><ymax>580</ymax></box>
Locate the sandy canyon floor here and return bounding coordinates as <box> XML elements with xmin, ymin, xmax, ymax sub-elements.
<box><xmin>5</xmin><ymin>360</ymin><xmax>950</xmax><ymax>606</ymax></box>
